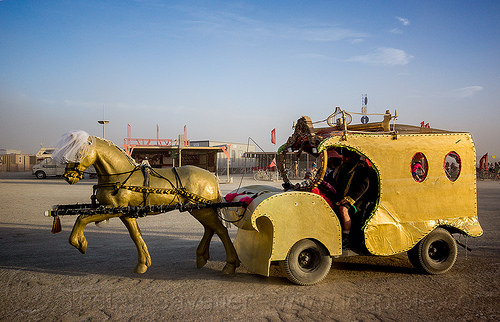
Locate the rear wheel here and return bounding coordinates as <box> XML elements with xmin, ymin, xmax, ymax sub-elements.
<box><xmin>280</xmin><ymin>239</ymin><xmax>332</xmax><ymax>285</ymax></box>
<box><xmin>407</xmin><ymin>228</ymin><xmax>457</xmax><ymax>274</ymax></box>
<box><xmin>35</xmin><ymin>171</ymin><xmax>46</xmax><ymax>179</ymax></box>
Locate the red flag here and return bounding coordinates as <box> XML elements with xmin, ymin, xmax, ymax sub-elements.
<box><xmin>271</xmin><ymin>128</ymin><xmax>276</xmax><ymax>145</ymax></box>
<box><xmin>221</xmin><ymin>145</ymin><xmax>231</xmax><ymax>159</ymax></box>
<box><xmin>269</xmin><ymin>158</ymin><xmax>276</xmax><ymax>168</ymax></box>
<box><xmin>479</xmin><ymin>153</ymin><xmax>488</xmax><ymax>170</ymax></box>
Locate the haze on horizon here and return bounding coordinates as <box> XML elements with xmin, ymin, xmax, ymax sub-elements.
<box><xmin>1</xmin><ymin>1</ymin><xmax>499</xmax><ymax>160</ymax></box>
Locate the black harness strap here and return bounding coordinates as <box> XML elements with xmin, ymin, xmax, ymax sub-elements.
<box><xmin>141</xmin><ymin>161</ymin><xmax>151</xmax><ymax>206</ymax></box>
<box><xmin>172</xmin><ymin>167</ymin><xmax>183</xmax><ymax>189</ymax></box>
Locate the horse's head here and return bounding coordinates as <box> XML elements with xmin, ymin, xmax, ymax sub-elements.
<box><xmin>52</xmin><ymin>131</ymin><xmax>97</xmax><ymax>184</ymax></box>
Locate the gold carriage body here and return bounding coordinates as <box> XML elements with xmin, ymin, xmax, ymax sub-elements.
<box><xmin>225</xmin><ymin>109</ymin><xmax>482</xmax><ymax>277</ymax></box>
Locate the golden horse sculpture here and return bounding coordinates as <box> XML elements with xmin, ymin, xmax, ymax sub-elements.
<box><xmin>52</xmin><ymin>130</ymin><xmax>239</xmax><ymax>274</ymax></box>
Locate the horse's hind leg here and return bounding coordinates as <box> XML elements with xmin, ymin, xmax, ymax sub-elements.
<box><xmin>120</xmin><ymin>217</ymin><xmax>151</xmax><ymax>274</ymax></box>
<box><xmin>196</xmin><ymin>227</ymin><xmax>214</xmax><ymax>269</ymax></box>
<box><xmin>191</xmin><ymin>208</ymin><xmax>240</xmax><ymax>274</ymax></box>
<box><xmin>215</xmin><ymin>221</ymin><xmax>240</xmax><ymax>274</ymax></box>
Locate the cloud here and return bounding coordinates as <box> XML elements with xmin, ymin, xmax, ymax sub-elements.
<box><xmin>396</xmin><ymin>16</ymin><xmax>410</xmax><ymax>26</ymax></box>
<box><xmin>180</xmin><ymin>6</ymin><xmax>368</xmax><ymax>43</ymax></box>
<box><xmin>350</xmin><ymin>38</ymin><xmax>365</xmax><ymax>44</ymax></box>
<box><xmin>454</xmin><ymin>86</ymin><xmax>483</xmax><ymax>98</ymax></box>
<box><xmin>280</xmin><ymin>25</ymin><xmax>368</xmax><ymax>42</ymax></box>
<box><xmin>390</xmin><ymin>28</ymin><xmax>403</xmax><ymax>34</ymax></box>
<box><xmin>391</xmin><ymin>17</ymin><xmax>409</xmax><ymax>34</ymax></box>
<box><xmin>293</xmin><ymin>53</ymin><xmax>328</xmax><ymax>59</ymax></box>
<box><xmin>348</xmin><ymin>47</ymin><xmax>414</xmax><ymax>66</ymax></box>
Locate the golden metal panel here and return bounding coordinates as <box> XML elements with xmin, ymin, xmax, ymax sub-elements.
<box><xmin>318</xmin><ymin>132</ymin><xmax>482</xmax><ymax>255</ymax></box>
<box><xmin>233</xmin><ymin>190</ymin><xmax>342</xmax><ymax>276</ymax></box>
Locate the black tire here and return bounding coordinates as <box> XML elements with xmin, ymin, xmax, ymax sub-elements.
<box><xmin>407</xmin><ymin>246</ymin><xmax>420</xmax><ymax>269</ymax></box>
<box><xmin>407</xmin><ymin>228</ymin><xmax>457</xmax><ymax>275</ymax></box>
<box><xmin>35</xmin><ymin>171</ymin><xmax>46</xmax><ymax>179</ymax></box>
<box><xmin>280</xmin><ymin>239</ymin><xmax>332</xmax><ymax>285</ymax></box>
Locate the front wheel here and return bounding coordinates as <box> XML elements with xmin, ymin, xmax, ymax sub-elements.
<box><xmin>280</xmin><ymin>239</ymin><xmax>332</xmax><ymax>285</ymax></box>
<box><xmin>35</xmin><ymin>171</ymin><xmax>46</xmax><ymax>179</ymax></box>
<box><xmin>407</xmin><ymin>227</ymin><xmax>457</xmax><ymax>274</ymax></box>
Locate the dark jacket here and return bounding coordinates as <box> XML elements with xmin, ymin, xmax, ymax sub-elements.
<box><xmin>332</xmin><ymin>160</ymin><xmax>372</xmax><ymax>214</ymax></box>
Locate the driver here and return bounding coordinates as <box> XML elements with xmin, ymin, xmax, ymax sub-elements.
<box><xmin>316</xmin><ymin>149</ymin><xmax>343</xmax><ymax>205</ymax></box>
<box><xmin>331</xmin><ymin>149</ymin><xmax>371</xmax><ymax>248</ymax></box>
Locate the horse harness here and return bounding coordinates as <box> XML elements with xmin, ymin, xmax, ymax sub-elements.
<box><xmin>91</xmin><ymin>163</ymin><xmax>212</xmax><ymax>206</ymax></box>
<box><xmin>64</xmin><ymin>163</ymin><xmax>87</xmax><ymax>181</ymax></box>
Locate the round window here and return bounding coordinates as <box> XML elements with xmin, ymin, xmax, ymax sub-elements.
<box><xmin>445</xmin><ymin>151</ymin><xmax>461</xmax><ymax>182</ymax></box>
<box><xmin>411</xmin><ymin>152</ymin><xmax>428</xmax><ymax>182</ymax></box>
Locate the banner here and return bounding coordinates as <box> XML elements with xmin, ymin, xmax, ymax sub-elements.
<box><xmin>271</xmin><ymin>128</ymin><xmax>276</xmax><ymax>145</ymax></box>
<box><xmin>479</xmin><ymin>153</ymin><xmax>488</xmax><ymax>170</ymax></box>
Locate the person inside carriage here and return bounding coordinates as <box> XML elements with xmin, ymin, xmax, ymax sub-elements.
<box><xmin>316</xmin><ymin>148</ymin><xmax>379</xmax><ymax>250</ymax></box>
<box><xmin>283</xmin><ymin>147</ymin><xmax>379</xmax><ymax>250</ymax></box>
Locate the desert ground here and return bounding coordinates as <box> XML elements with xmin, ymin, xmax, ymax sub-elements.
<box><xmin>0</xmin><ymin>172</ymin><xmax>498</xmax><ymax>321</ymax></box>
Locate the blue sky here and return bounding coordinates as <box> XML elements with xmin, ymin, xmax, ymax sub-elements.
<box><xmin>1</xmin><ymin>0</ymin><xmax>499</xmax><ymax>160</ymax></box>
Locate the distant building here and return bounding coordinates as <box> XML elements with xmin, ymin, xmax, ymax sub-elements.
<box><xmin>129</xmin><ymin>144</ymin><xmax>223</xmax><ymax>173</ymax></box>
<box><xmin>123</xmin><ymin>136</ymin><xmax>257</xmax><ymax>176</ymax></box>
<box><xmin>190</xmin><ymin>140</ymin><xmax>257</xmax><ymax>174</ymax></box>
<box><xmin>0</xmin><ymin>149</ymin><xmax>36</xmax><ymax>172</ymax></box>
<box><xmin>0</xmin><ymin>149</ymin><xmax>22</xmax><ymax>155</ymax></box>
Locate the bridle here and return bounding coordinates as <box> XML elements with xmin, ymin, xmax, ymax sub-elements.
<box><xmin>64</xmin><ymin>163</ymin><xmax>87</xmax><ymax>181</ymax></box>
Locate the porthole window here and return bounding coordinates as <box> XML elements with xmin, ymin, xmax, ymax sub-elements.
<box><xmin>445</xmin><ymin>151</ymin><xmax>461</xmax><ymax>182</ymax></box>
<box><xmin>411</xmin><ymin>152</ymin><xmax>428</xmax><ymax>182</ymax></box>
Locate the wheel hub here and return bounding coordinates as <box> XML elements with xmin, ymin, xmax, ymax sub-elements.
<box><xmin>298</xmin><ymin>248</ymin><xmax>319</xmax><ymax>270</ymax></box>
<box><xmin>428</xmin><ymin>240</ymin><xmax>450</xmax><ymax>262</ymax></box>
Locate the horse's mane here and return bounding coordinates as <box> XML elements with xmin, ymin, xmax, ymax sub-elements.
<box><xmin>100</xmin><ymin>137</ymin><xmax>138</xmax><ymax>166</ymax></box>
<box><xmin>52</xmin><ymin>130</ymin><xmax>93</xmax><ymax>163</ymax></box>
<box><xmin>52</xmin><ymin>130</ymin><xmax>137</xmax><ymax>166</ymax></box>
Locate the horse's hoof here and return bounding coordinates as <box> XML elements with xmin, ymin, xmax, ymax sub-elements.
<box><xmin>196</xmin><ymin>256</ymin><xmax>208</xmax><ymax>269</ymax></box>
<box><xmin>222</xmin><ymin>263</ymin><xmax>237</xmax><ymax>275</ymax></box>
<box><xmin>69</xmin><ymin>235</ymin><xmax>87</xmax><ymax>254</ymax></box>
<box><xmin>78</xmin><ymin>240</ymin><xmax>87</xmax><ymax>254</ymax></box>
<box><xmin>134</xmin><ymin>263</ymin><xmax>148</xmax><ymax>274</ymax></box>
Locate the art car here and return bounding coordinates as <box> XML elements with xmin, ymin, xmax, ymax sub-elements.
<box><xmin>225</xmin><ymin>107</ymin><xmax>482</xmax><ymax>285</ymax></box>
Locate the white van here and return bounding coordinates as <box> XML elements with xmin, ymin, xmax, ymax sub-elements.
<box><xmin>32</xmin><ymin>158</ymin><xmax>66</xmax><ymax>179</ymax></box>
<box><xmin>32</xmin><ymin>159</ymin><xmax>96</xmax><ymax>179</ymax></box>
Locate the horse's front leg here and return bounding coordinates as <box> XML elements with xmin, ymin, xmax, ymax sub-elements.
<box><xmin>69</xmin><ymin>213</ymin><xmax>120</xmax><ymax>254</ymax></box>
<box><xmin>120</xmin><ymin>217</ymin><xmax>151</xmax><ymax>274</ymax></box>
